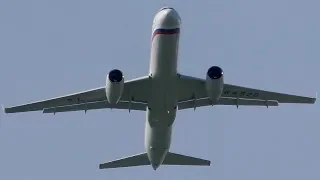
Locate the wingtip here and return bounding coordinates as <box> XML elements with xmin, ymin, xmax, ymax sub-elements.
<box><xmin>1</xmin><ymin>104</ymin><xmax>6</xmax><ymax>114</ymax></box>
<box><xmin>314</xmin><ymin>92</ymin><xmax>318</xmax><ymax>104</ymax></box>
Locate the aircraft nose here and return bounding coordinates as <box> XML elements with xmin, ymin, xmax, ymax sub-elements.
<box><xmin>155</xmin><ymin>7</ymin><xmax>181</xmax><ymax>28</ymax></box>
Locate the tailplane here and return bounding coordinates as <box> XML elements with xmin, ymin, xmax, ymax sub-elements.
<box><xmin>99</xmin><ymin>153</ymin><xmax>150</xmax><ymax>169</ymax></box>
<box><xmin>99</xmin><ymin>152</ymin><xmax>210</xmax><ymax>170</ymax></box>
<box><xmin>163</xmin><ymin>152</ymin><xmax>211</xmax><ymax>166</ymax></box>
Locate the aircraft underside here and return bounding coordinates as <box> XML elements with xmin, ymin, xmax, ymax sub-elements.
<box><xmin>2</xmin><ymin>6</ymin><xmax>317</xmax><ymax>171</ymax></box>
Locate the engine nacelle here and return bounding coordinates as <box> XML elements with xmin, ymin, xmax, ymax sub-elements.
<box><xmin>205</xmin><ymin>66</ymin><xmax>224</xmax><ymax>102</ymax></box>
<box><xmin>105</xmin><ymin>69</ymin><xmax>124</xmax><ymax>104</ymax></box>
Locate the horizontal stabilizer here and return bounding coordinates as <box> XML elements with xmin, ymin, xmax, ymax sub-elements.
<box><xmin>99</xmin><ymin>153</ymin><xmax>150</xmax><ymax>169</ymax></box>
<box><xmin>162</xmin><ymin>152</ymin><xmax>211</xmax><ymax>166</ymax></box>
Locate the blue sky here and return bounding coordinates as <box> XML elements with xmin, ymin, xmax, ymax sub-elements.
<box><xmin>0</xmin><ymin>0</ymin><xmax>319</xmax><ymax>179</ymax></box>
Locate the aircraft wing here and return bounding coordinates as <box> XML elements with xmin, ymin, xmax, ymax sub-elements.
<box><xmin>4</xmin><ymin>76</ymin><xmax>150</xmax><ymax>113</ymax></box>
<box><xmin>221</xmin><ymin>84</ymin><xmax>316</xmax><ymax>103</ymax></box>
<box><xmin>177</xmin><ymin>74</ymin><xmax>316</xmax><ymax>104</ymax></box>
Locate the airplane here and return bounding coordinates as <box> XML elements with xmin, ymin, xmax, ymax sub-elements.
<box><xmin>2</xmin><ymin>7</ymin><xmax>317</xmax><ymax>170</ymax></box>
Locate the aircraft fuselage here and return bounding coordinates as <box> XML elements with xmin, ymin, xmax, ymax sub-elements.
<box><xmin>144</xmin><ymin>7</ymin><xmax>181</xmax><ymax>170</ymax></box>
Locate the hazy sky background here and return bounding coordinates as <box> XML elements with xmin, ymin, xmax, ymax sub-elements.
<box><xmin>0</xmin><ymin>0</ymin><xmax>319</xmax><ymax>179</ymax></box>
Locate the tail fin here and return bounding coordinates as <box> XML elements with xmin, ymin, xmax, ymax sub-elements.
<box><xmin>162</xmin><ymin>152</ymin><xmax>211</xmax><ymax>166</ymax></box>
<box><xmin>99</xmin><ymin>153</ymin><xmax>150</xmax><ymax>169</ymax></box>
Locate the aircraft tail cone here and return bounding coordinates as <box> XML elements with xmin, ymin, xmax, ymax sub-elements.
<box><xmin>151</xmin><ymin>164</ymin><xmax>159</xmax><ymax>170</ymax></box>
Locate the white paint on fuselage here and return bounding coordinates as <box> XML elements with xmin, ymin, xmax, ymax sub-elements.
<box><xmin>144</xmin><ymin>7</ymin><xmax>181</xmax><ymax>170</ymax></box>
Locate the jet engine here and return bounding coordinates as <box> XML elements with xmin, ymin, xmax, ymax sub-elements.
<box><xmin>205</xmin><ymin>66</ymin><xmax>224</xmax><ymax>102</ymax></box>
<box><xmin>105</xmin><ymin>69</ymin><xmax>124</xmax><ymax>104</ymax></box>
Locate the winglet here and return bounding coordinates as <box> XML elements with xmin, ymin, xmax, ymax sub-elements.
<box><xmin>1</xmin><ymin>104</ymin><xmax>6</xmax><ymax>114</ymax></box>
<box><xmin>0</xmin><ymin>104</ymin><xmax>3</xmax><ymax>128</ymax></box>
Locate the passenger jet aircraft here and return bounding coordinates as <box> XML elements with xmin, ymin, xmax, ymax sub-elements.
<box><xmin>3</xmin><ymin>7</ymin><xmax>317</xmax><ymax>170</ymax></box>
